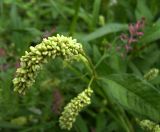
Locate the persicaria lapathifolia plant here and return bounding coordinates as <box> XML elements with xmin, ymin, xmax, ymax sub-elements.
<box><xmin>59</xmin><ymin>87</ymin><xmax>93</xmax><ymax>130</ymax></box>
<box><xmin>13</xmin><ymin>34</ymin><xmax>85</xmax><ymax>95</ymax></box>
<box><xmin>13</xmin><ymin>34</ymin><xmax>94</xmax><ymax>130</ymax></box>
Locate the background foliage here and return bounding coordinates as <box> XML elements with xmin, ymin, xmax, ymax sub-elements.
<box><xmin>0</xmin><ymin>0</ymin><xmax>160</xmax><ymax>131</ymax></box>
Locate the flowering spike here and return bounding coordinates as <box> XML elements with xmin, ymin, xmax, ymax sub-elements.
<box><xmin>13</xmin><ymin>34</ymin><xmax>85</xmax><ymax>95</ymax></box>
<box><xmin>59</xmin><ymin>87</ymin><xmax>93</xmax><ymax>130</ymax></box>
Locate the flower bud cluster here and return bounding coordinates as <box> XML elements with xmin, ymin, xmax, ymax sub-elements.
<box><xmin>13</xmin><ymin>34</ymin><xmax>84</xmax><ymax>94</ymax></box>
<box><xmin>144</xmin><ymin>68</ymin><xmax>159</xmax><ymax>81</ymax></box>
<box><xmin>59</xmin><ymin>87</ymin><xmax>93</xmax><ymax>130</ymax></box>
<box><xmin>139</xmin><ymin>119</ymin><xmax>160</xmax><ymax>132</ymax></box>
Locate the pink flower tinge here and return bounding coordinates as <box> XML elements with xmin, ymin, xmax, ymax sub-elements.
<box><xmin>120</xmin><ymin>17</ymin><xmax>145</xmax><ymax>53</ymax></box>
<box><xmin>128</xmin><ymin>17</ymin><xmax>145</xmax><ymax>38</ymax></box>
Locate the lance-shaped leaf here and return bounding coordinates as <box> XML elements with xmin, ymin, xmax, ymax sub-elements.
<box><xmin>83</xmin><ymin>23</ymin><xmax>128</xmax><ymax>42</ymax></box>
<box><xmin>99</xmin><ymin>74</ymin><xmax>160</xmax><ymax>121</ymax></box>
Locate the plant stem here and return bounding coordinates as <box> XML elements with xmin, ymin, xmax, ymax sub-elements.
<box><xmin>88</xmin><ymin>76</ymin><xmax>94</xmax><ymax>88</ymax></box>
<box><xmin>83</xmin><ymin>53</ymin><xmax>97</xmax><ymax>78</ymax></box>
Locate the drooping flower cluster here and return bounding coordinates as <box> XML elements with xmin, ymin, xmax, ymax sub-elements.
<box><xmin>13</xmin><ymin>34</ymin><xmax>84</xmax><ymax>95</ymax></box>
<box><xmin>59</xmin><ymin>87</ymin><xmax>93</xmax><ymax>130</ymax></box>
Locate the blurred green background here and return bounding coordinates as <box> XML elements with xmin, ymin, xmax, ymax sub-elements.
<box><xmin>1</xmin><ymin>0</ymin><xmax>160</xmax><ymax>132</ymax></box>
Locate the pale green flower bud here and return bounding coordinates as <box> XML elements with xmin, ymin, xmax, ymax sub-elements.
<box><xmin>11</xmin><ymin>116</ymin><xmax>27</xmax><ymax>126</ymax></box>
<box><xmin>59</xmin><ymin>87</ymin><xmax>93</xmax><ymax>130</ymax></box>
<box><xmin>99</xmin><ymin>15</ymin><xmax>105</xmax><ymax>26</ymax></box>
<box><xmin>13</xmin><ymin>34</ymin><xmax>85</xmax><ymax>94</ymax></box>
<box><xmin>138</xmin><ymin>119</ymin><xmax>160</xmax><ymax>132</ymax></box>
<box><xmin>144</xmin><ymin>68</ymin><xmax>159</xmax><ymax>81</ymax></box>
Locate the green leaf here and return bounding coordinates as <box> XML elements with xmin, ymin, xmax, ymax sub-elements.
<box><xmin>83</xmin><ymin>23</ymin><xmax>128</xmax><ymax>42</ymax></box>
<box><xmin>141</xmin><ymin>19</ymin><xmax>160</xmax><ymax>44</ymax></box>
<box><xmin>96</xmin><ymin>113</ymin><xmax>107</xmax><ymax>132</ymax></box>
<box><xmin>100</xmin><ymin>74</ymin><xmax>160</xmax><ymax>121</ymax></box>
<box><xmin>92</xmin><ymin>0</ymin><xmax>101</xmax><ymax>29</ymax></box>
<box><xmin>75</xmin><ymin>115</ymin><xmax>88</xmax><ymax>132</ymax></box>
<box><xmin>0</xmin><ymin>121</ymin><xmax>22</xmax><ymax>129</ymax></box>
<box><xmin>93</xmin><ymin>45</ymin><xmax>101</xmax><ymax>63</ymax></box>
<box><xmin>133</xmin><ymin>45</ymin><xmax>160</xmax><ymax>73</ymax></box>
<box><xmin>135</xmin><ymin>0</ymin><xmax>153</xmax><ymax>22</ymax></box>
